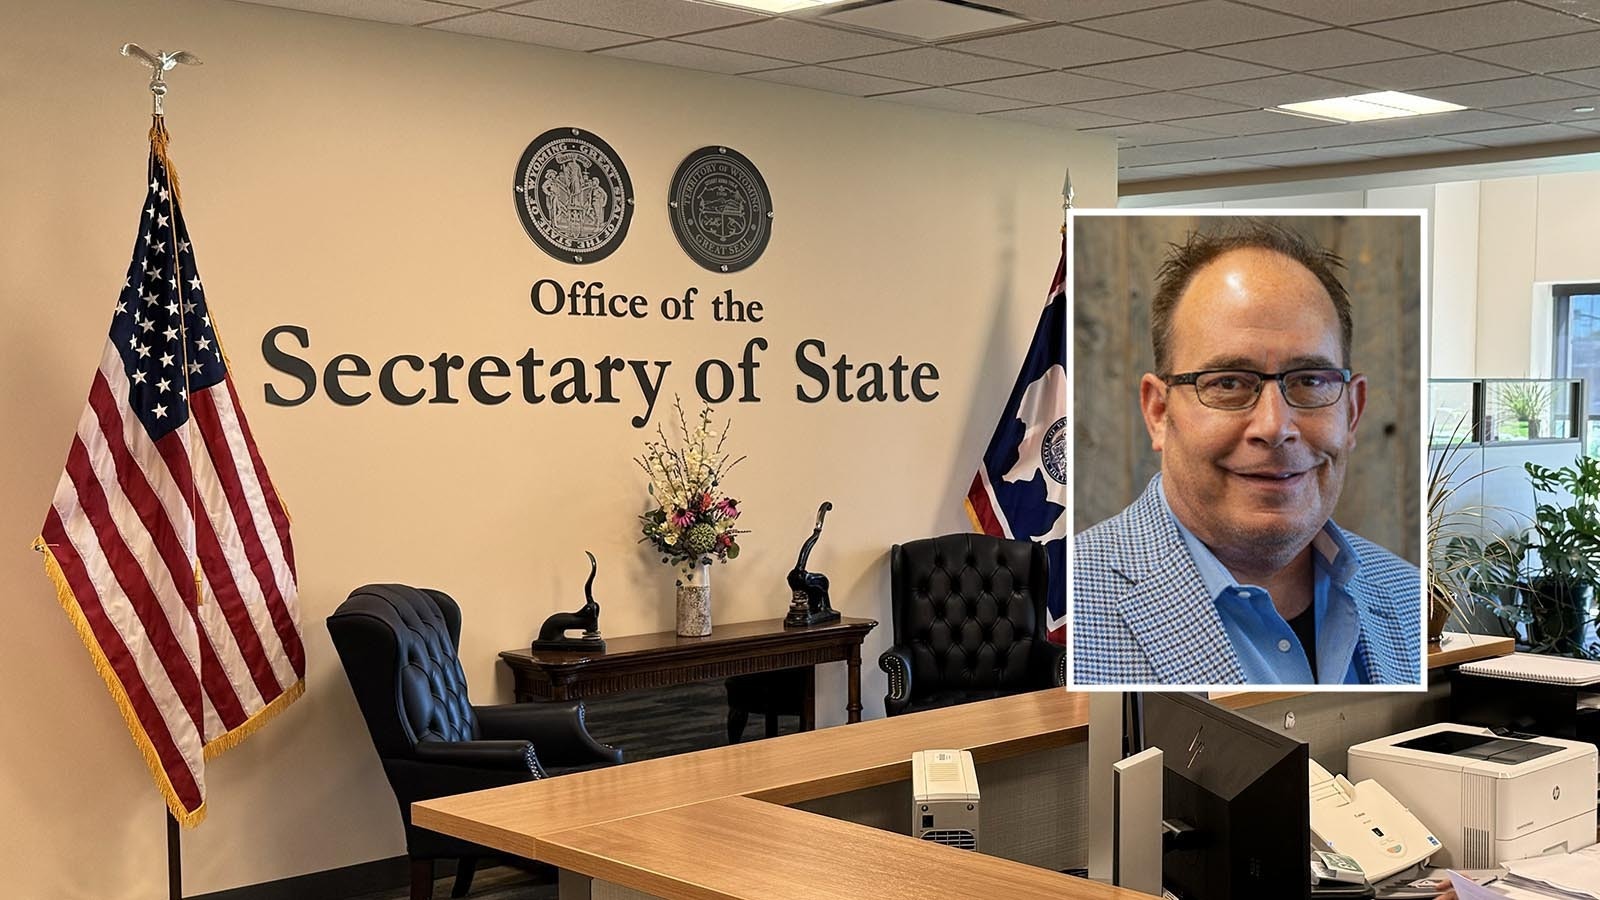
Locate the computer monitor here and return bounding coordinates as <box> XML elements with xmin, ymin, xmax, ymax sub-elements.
<box><xmin>1135</xmin><ymin>693</ymin><xmax>1311</xmax><ymax>900</ymax></box>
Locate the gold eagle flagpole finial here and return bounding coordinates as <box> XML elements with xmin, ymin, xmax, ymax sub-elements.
<box><xmin>120</xmin><ymin>43</ymin><xmax>202</xmax><ymax>117</ymax></box>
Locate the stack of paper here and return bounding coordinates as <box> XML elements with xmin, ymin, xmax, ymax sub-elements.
<box><xmin>1499</xmin><ymin>845</ymin><xmax>1600</xmax><ymax>899</ymax></box>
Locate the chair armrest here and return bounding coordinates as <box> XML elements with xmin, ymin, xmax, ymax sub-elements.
<box><xmin>473</xmin><ymin>700</ymin><xmax>623</xmax><ymax>767</ymax></box>
<box><xmin>1031</xmin><ymin>639</ymin><xmax>1067</xmax><ymax>688</ymax></box>
<box><xmin>879</xmin><ymin>646</ymin><xmax>914</xmax><ymax>717</ymax></box>
<box><xmin>384</xmin><ymin>756</ymin><xmax>538</xmax><ymax>813</ymax></box>
<box><xmin>413</xmin><ymin>739</ymin><xmax>541</xmax><ymax>774</ymax></box>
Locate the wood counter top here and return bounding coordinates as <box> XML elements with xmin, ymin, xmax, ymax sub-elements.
<box><xmin>1427</xmin><ymin>632</ymin><xmax>1515</xmax><ymax>669</ymax></box>
<box><xmin>538</xmin><ymin>796</ymin><xmax>1146</xmax><ymax>900</ymax></box>
<box><xmin>412</xmin><ymin>689</ymin><xmax>1088</xmax><ymax>861</ymax></box>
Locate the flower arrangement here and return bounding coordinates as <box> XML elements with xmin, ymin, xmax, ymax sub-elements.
<box><xmin>635</xmin><ymin>400</ymin><xmax>746</xmax><ymax>577</ymax></box>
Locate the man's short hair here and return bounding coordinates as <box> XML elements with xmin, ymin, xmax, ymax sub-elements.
<box><xmin>1150</xmin><ymin>221</ymin><xmax>1352</xmax><ymax>373</ymax></box>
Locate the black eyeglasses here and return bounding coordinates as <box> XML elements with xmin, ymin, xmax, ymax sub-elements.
<box><xmin>1162</xmin><ymin>368</ymin><xmax>1352</xmax><ymax>410</ymax></box>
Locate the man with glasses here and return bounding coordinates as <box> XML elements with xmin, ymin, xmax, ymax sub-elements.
<box><xmin>1072</xmin><ymin>222</ymin><xmax>1420</xmax><ymax>686</ymax></box>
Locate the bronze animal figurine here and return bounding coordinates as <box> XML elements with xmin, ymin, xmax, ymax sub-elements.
<box><xmin>532</xmin><ymin>551</ymin><xmax>606</xmax><ymax>652</ymax></box>
<box><xmin>785</xmin><ymin>502</ymin><xmax>840</xmax><ymax>627</ymax></box>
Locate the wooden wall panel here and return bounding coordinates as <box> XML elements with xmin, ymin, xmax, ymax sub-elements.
<box><xmin>1072</xmin><ymin>214</ymin><xmax>1422</xmax><ymax>564</ymax></box>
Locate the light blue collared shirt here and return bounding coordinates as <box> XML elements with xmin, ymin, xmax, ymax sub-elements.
<box><xmin>1158</xmin><ymin>480</ymin><xmax>1367</xmax><ymax>685</ymax></box>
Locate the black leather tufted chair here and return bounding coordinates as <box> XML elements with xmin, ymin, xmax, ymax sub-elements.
<box><xmin>877</xmin><ymin>534</ymin><xmax>1064</xmax><ymax>716</ymax></box>
<box><xmin>328</xmin><ymin>584</ymin><xmax>622</xmax><ymax>900</ymax></box>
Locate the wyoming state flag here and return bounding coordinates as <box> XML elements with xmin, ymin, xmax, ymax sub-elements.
<box><xmin>965</xmin><ymin>238</ymin><xmax>1067</xmax><ymax>643</ymax></box>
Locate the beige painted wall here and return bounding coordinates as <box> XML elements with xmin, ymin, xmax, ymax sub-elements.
<box><xmin>1475</xmin><ymin>177</ymin><xmax>1541</xmax><ymax>378</ymax></box>
<box><xmin>0</xmin><ymin>0</ymin><xmax>1114</xmax><ymax>895</ymax></box>
<box><xmin>1429</xmin><ymin>181</ymin><xmax>1480</xmax><ymax>378</ymax></box>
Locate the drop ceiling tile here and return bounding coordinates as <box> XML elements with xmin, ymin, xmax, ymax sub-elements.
<box><xmin>1158</xmin><ymin>157</ymin><xmax>1280</xmax><ymax>173</ymax></box>
<box><xmin>1555</xmin><ymin>67</ymin><xmax>1600</xmax><ymax>89</ymax></box>
<box><xmin>1118</xmin><ymin>142</ymin><xmax>1222</xmax><ymax>166</ymax></box>
<box><xmin>1118</xmin><ymin>163</ymin><xmax>1204</xmax><ymax>181</ymax></box>
<box><xmin>502</xmin><ymin>0</ymin><xmax>763</xmax><ymax>37</ymax></box>
<box><xmin>1068</xmin><ymin>52</ymin><xmax>1278</xmax><ymax>90</ymax></box>
<box><xmin>597</xmin><ymin>39</ymin><xmax>785</xmax><ymax>75</ymax></box>
<box><xmin>959</xmin><ymin>70</ymin><xmax>1147</xmax><ymax>103</ymax></box>
<box><xmin>1083</xmin><ymin>121</ymin><xmax>1225</xmax><ymax>145</ymax></box>
<box><xmin>950</xmin><ymin>24</ymin><xmax>1169</xmax><ymax>68</ymax></box>
<box><xmin>1170</xmin><ymin>109</ymin><xmax>1340</xmax><ymax>136</ymax></box>
<box><xmin>1066</xmin><ymin>91</ymin><xmax>1250</xmax><ymax>121</ymax></box>
<box><xmin>1311</xmin><ymin>54</ymin><xmax>1522</xmax><ymax>91</ymax></box>
<box><xmin>872</xmin><ymin>87</ymin><xmax>1034</xmax><ymax>114</ymax></box>
<box><xmin>1464</xmin><ymin>31</ymin><xmax>1600</xmax><ymax>73</ymax></box>
<box><xmin>1353</xmin><ymin>2</ymin><xmax>1592</xmax><ymax>52</ymax></box>
<box><xmin>1523</xmin><ymin>0</ymin><xmax>1600</xmax><ymax>15</ymax></box>
<box><xmin>1159</xmin><ymin>130</ymin><xmax>1341</xmax><ymax>156</ymax></box>
<box><xmin>818</xmin><ymin>0</ymin><xmax>1030</xmax><ymax>41</ymax></box>
<box><xmin>425</xmin><ymin>11</ymin><xmax>638</xmax><ymax>49</ymax></box>
<box><xmin>1544</xmin><ymin>3</ymin><xmax>1600</xmax><ymax>30</ymax></box>
<box><xmin>1185</xmin><ymin>73</ymin><xmax>1367</xmax><ymax>106</ymax></box>
<box><xmin>1489</xmin><ymin>94</ymin><xmax>1600</xmax><ymax>121</ymax></box>
<box><xmin>827</xmin><ymin>48</ymin><xmax>1042</xmax><ymax>85</ymax></box>
<box><xmin>981</xmin><ymin>0</ymin><xmax>1188</xmax><ymax>24</ymax></box>
<box><xmin>1079</xmin><ymin>0</ymin><xmax>1320</xmax><ymax>49</ymax></box>
<box><xmin>748</xmin><ymin>65</ymin><xmax>922</xmax><ymax>96</ymax></box>
<box><xmin>680</xmin><ymin>18</ymin><xmax>912</xmax><ymax>64</ymax></box>
<box><xmin>237</xmin><ymin>0</ymin><xmax>479</xmax><ymax>25</ymax></box>
<box><xmin>1425</xmin><ymin>75</ymin><xmax>1596</xmax><ymax>108</ymax></box>
<box><xmin>1209</xmin><ymin>30</ymin><xmax>1427</xmax><ymax>70</ymax></box>
<box><xmin>1316</xmin><ymin>136</ymin><xmax>1484</xmax><ymax>155</ymax></box>
<box><xmin>984</xmin><ymin>105</ymin><xmax>1140</xmax><ymax>129</ymax></box>
<box><xmin>1236</xmin><ymin>0</ymin><xmax>1490</xmax><ymax>26</ymax></box>
<box><xmin>1446</xmin><ymin>122</ymin><xmax>1600</xmax><ymax>145</ymax></box>
<box><xmin>1225</xmin><ymin>147</ymin><xmax>1377</xmax><ymax>166</ymax></box>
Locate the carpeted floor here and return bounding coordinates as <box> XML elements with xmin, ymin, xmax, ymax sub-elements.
<box><xmin>354</xmin><ymin>680</ymin><xmax>799</xmax><ymax>900</ymax></box>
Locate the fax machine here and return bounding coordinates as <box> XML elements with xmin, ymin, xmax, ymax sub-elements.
<box><xmin>1348</xmin><ymin>723</ymin><xmax>1596</xmax><ymax>869</ymax></box>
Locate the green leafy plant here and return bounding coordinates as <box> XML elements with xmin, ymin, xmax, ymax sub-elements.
<box><xmin>1497</xmin><ymin>381</ymin><xmax>1552</xmax><ymax>422</ymax></box>
<box><xmin>1500</xmin><ymin>457</ymin><xmax>1600</xmax><ymax>657</ymax></box>
<box><xmin>1495</xmin><ymin>381</ymin><xmax>1553</xmax><ymax>438</ymax></box>
<box><xmin>1427</xmin><ymin>423</ymin><xmax>1522</xmax><ymax>639</ymax></box>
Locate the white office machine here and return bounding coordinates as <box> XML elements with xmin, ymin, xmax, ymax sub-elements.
<box><xmin>1309</xmin><ymin>758</ymin><xmax>1441</xmax><ymax>880</ymax></box>
<box><xmin>1348</xmin><ymin>723</ymin><xmax>1597</xmax><ymax>869</ymax></box>
<box><xmin>911</xmin><ymin>749</ymin><xmax>979</xmax><ymax>851</ymax></box>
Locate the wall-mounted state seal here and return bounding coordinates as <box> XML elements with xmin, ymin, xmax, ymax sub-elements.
<box><xmin>668</xmin><ymin>146</ymin><xmax>772</xmax><ymax>273</ymax></box>
<box><xmin>514</xmin><ymin>127</ymin><xmax>633</xmax><ymax>264</ymax></box>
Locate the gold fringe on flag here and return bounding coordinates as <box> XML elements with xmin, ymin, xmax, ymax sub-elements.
<box><xmin>31</xmin><ymin>536</ymin><xmax>208</xmax><ymax>828</ymax></box>
<box><xmin>203</xmin><ymin>679</ymin><xmax>305</xmax><ymax>760</ymax></box>
<box><xmin>148</xmin><ymin>117</ymin><xmax>182</xmax><ymax>207</ymax></box>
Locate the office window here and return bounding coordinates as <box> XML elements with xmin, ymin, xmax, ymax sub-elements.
<box><xmin>1552</xmin><ymin>283</ymin><xmax>1600</xmax><ymax>455</ymax></box>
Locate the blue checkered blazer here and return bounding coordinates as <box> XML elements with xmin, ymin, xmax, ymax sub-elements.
<box><xmin>1071</xmin><ymin>477</ymin><xmax>1422</xmax><ymax>686</ymax></box>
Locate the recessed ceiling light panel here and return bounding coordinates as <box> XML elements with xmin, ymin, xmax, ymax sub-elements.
<box><xmin>700</xmin><ymin>0</ymin><xmax>853</xmax><ymax>13</ymax></box>
<box><xmin>1272</xmin><ymin>91</ymin><xmax>1466</xmax><ymax>124</ymax></box>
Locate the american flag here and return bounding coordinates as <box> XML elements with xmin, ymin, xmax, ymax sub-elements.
<box><xmin>33</xmin><ymin>125</ymin><xmax>305</xmax><ymax>826</ymax></box>
<box><xmin>965</xmin><ymin>236</ymin><xmax>1068</xmax><ymax>643</ymax></box>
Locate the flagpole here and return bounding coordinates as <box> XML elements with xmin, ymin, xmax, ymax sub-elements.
<box><xmin>167</xmin><ymin>811</ymin><xmax>182</xmax><ymax>900</ymax></box>
<box><xmin>124</xmin><ymin>42</ymin><xmax>202</xmax><ymax>900</ymax></box>
<box><xmin>1062</xmin><ymin>168</ymin><xmax>1075</xmax><ymax>225</ymax></box>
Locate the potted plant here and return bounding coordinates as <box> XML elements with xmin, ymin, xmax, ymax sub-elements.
<box><xmin>1500</xmin><ymin>457</ymin><xmax>1600</xmax><ymax>657</ymax></box>
<box><xmin>635</xmin><ymin>400</ymin><xmax>747</xmax><ymax>637</ymax></box>
<box><xmin>1426</xmin><ymin>425</ymin><xmax>1522</xmax><ymax>642</ymax></box>
<box><xmin>1495</xmin><ymin>381</ymin><xmax>1552</xmax><ymax>440</ymax></box>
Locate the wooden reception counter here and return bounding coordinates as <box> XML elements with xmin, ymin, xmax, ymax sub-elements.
<box><xmin>415</xmin><ymin>689</ymin><xmax>1087</xmax><ymax>860</ymax></box>
<box><xmin>414</xmin><ymin>689</ymin><xmax>1135</xmax><ymax>899</ymax></box>
<box><xmin>413</xmin><ymin>635</ymin><xmax>1512</xmax><ymax>899</ymax></box>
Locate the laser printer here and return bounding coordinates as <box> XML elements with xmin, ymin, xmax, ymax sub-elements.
<box><xmin>1348</xmin><ymin>723</ymin><xmax>1596</xmax><ymax>869</ymax></box>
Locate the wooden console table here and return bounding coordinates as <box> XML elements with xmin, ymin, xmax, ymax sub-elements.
<box><xmin>499</xmin><ymin>617</ymin><xmax>878</xmax><ymax>726</ymax></box>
